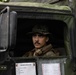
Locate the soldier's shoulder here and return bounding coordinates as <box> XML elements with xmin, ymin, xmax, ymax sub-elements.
<box><xmin>43</xmin><ymin>50</ymin><xmax>58</xmax><ymax>57</ymax></box>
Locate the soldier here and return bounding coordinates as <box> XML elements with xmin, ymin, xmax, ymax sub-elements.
<box><xmin>23</xmin><ymin>25</ymin><xmax>59</xmax><ymax>57</ymax></box>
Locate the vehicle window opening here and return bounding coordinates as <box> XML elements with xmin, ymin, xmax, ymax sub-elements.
<box><xmin>11</xmin><ymin>18</ymin><xmax>67</xmax><ymax>57</ymax></box>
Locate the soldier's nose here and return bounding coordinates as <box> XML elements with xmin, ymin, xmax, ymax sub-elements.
<box><xmin>35</xmin><ymin>35</ymin><xmax>39</xmax><ymax>41</ymax></box>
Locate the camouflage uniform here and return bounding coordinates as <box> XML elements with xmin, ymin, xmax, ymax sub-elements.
<box><xmin>23</xmin><ymin>44</ymin><xmax>59</xmax><ymax>57</ymax></box>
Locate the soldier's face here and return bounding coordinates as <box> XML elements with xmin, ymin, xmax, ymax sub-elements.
<box><xmin>32</xmin><ymin>33</ymin><xmax>49</xmax><ymax>49</ymax></box>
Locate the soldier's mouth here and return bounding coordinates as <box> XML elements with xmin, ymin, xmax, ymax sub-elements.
<box><xmin>35</xmin><ymin>43</ymin><xmax>40</xmax><ymax>46</ymax></box>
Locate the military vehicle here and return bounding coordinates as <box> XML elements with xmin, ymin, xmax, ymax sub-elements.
<box><xmin>0</xmin><ymin>0</ymin><xmax>76</xmax><ymax>75</ymax></box>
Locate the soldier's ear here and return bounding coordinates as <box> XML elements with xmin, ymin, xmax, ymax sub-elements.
<box><xmin>46</xmin><ymin>37</ymin><xmax>49</xmax><ymax>42</ymax></box>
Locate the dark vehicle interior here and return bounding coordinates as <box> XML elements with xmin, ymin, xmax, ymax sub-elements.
<box><xmin>11</xmin><ymin>16</ymin><xmax>67</xmax><ymax>57</ymax></box>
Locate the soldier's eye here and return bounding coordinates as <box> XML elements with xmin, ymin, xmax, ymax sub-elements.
<box><xmin>38</xmin><ymin>34</ymin><xmax>44</xmax><ymax>37</ymax></box>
